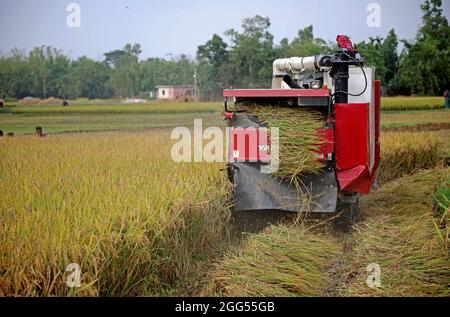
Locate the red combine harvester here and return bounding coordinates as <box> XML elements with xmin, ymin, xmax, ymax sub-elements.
<box><xmin>224</xmin><ymin>35</ymin><xmax>380</xmax><ymax>223</ymax></box>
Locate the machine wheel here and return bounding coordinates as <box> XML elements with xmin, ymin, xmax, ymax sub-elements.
<box><xmin>333</xmin><ymin>193</ymin><xmax>360</xmax><ymax>232</ymax></box>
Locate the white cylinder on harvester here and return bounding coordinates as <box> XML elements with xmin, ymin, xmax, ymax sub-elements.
<box><xmin>273</xmin><ymin>56</ymin><xmax>315</xmax><ymax>76</ymax></box>
<box><xmin>272</xmin><ymin>55</ymin><xmax>332</xmax><ymax>88</ymax></box>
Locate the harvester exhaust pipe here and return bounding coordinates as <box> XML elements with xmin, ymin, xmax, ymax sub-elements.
<box><xmin>272</xmin><ymin>55</ymin><xmax>332</xmax><ymax>75</ymax></box>
<box><xmin>272</xmin><ymin>55</ymin><xmax>332</xmax><ymax>88</ymax></box>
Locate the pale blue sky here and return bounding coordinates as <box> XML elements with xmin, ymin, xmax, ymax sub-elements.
<box><xmin>0</xmin><ymin>0</ymin><xmax>449</xmax><ymax>60</ymax></box>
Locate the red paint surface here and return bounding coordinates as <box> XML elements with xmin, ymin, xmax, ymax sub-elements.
<box><xmin>335</xmin><ymin>103</ymin><xmax>372</xmax><ymax>194</ymax></box>
<box><xmin>335</xmin><ymin>103</ymin><xmax>368</xmax><ymax>169</ymax></box>
<box><xmin>336</xmin><ymin>166</ymin><xmax>372</xmax><ymax>194</ymax></box>
<box><xmin>316</xmin><ymin>122</ymin><xmax>334</xmax><ymax>162</ymax></box>
<box><xmin>336</xmin><ymin>35</ymin><xmax>355</xmax><ymax>51</ymax></box>
<box><xmin>229</xmin><ymin>127</ymin><xmax>270</xmax><ymax>163</ymax></box>
<box><xmin>316</xmin><ymin>129</ymin><xmax>328</xmax><ymax>161</ymax></box>
<box><xmin>230</xmin><ymin>126</ymin><xmax>333</xmax><ymax>164</ymax></box>
<box><xmin>373</xmin><ymin>80</ymin><xmax>381</xmax><ymax>176</ymax></box>
<box><xmin>224</xmin><ymin>112</ymin><xmax>234</xmax><ymax>119</ymax></box>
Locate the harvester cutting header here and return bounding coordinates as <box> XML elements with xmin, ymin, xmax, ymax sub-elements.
<box><xmin>224</xmin><ymin>35</ymin><xmax>380</xmax><ymax>219</ymax></box>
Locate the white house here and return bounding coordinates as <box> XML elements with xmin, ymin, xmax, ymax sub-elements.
<box><xmin>156</xmin><ymin>85</ymin><xmax>196</xmax><ymax>100</ymax></box>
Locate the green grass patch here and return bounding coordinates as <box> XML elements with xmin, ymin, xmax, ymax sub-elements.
<box><xmin>434</xmin><ymin>179</ymin><xmax>450</xmax><ymax>227</ymax></box>
<box><xmin>8</xmin><ymin>102</ymin><xmax>220</xmax><ymax>115</ymax></box>
<box><xmin>0</xmin><ymin>113</ymin><xmax>223</xmax><ymax>135</ymax></box>
<box><xmin>382</xmin><ymin>97</ymin><xmax>445</xmax><ymax>111</ymax></box>
<box><xmin>0</xmin><ymin>102</ymin><xmax>223</xmax><ymax>135</ymax></box>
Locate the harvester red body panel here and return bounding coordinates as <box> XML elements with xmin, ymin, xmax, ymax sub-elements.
<box><xmin>229</xmin><ymin>127</ymin><xmax>270</xmax><ymax>162</ymax></box>
<box><xmin>334</xmin><ymin>80</ymin><xmax>381</xmax><ymax>194</ymax></box>
<box><xmin>335</xmin><ymin>103</ymin><xmax>371</xmax><ymax>194</ymax></box>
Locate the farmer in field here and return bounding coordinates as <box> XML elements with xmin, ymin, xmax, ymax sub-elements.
<box><xmin>35</xmin><ymin>126</ymin><xmax>45</xmax><ymax>138</ymax></box>
<box><xmin>444</xmin><ymin>90</ymin><xmax>450</xmax><ymax>109</ymax></box>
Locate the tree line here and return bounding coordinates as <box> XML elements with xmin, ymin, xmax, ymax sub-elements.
<box><xmin>0</xmin><ymin>0</ymin><xmax>448</xmax><ymax>101</ymax></box>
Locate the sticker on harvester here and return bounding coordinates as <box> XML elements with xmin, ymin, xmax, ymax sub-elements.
<box><xmin>230</xmin><ymin>127</ymin><xmax>270</xmax><ymax>163</ymax></box>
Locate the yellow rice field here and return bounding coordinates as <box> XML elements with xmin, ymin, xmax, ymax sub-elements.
<box><xmin>0</xmin><ymin>101</ymin><xmax>449</xmax><ymax>297</ymax></box>
<box><xmin>0</xmin><ymin>132</ymin><xmax>230</xmax><ymax>296</ymax></box>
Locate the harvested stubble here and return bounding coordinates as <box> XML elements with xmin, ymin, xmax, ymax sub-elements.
<box><xmin>379</xmin><ymin>131</ymin><xmax>443</xmax><ymax>183</ymax></box>
<box><xmin>207</xmin><ymin>225</ymin><xmax>340</xmax><ymax>297</ymax></box>
<box><xmin>238</xmin><ymin>104</ymin><xmax>325</xmax><ymax>183</ymax></box>
<box><xmin>338</xmin><ymin>169</ymin><xmax>450</xmax><ymax>297</ymax></box>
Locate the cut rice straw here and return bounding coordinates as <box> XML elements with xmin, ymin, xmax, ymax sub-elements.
<box><xmin>237</xmin><ymin>104</ymin><xmax>325</xmax><ymax>185</ymax></box>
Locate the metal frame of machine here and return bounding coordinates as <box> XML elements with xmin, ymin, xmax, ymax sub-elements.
<box><xmin>223</xmin><ymin>35</ymin><xmax>381</xmax><ymax>214</ymax></box>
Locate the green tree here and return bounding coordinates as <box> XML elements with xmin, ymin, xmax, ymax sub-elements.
<box><xmin>140</xmin><ymin>55</ymin><xmax>196</xmax><ymax>94</ymax></box>
<box><xmin>382</xmin><ymin>30</ymin><xmax>399</xmax><ymax>86</ymax></box>
<box><xmin>106</xmin><ymin>43</ymin><xmax>142</xmax><ymax>97</ymax></box>
<box><xmin>0</xmin><ymin>49</ymin><xmax>33</xmax><ymax>98</ymax></box>
<box><xmin>28</xmin><ymin>46</ymin><xmax>70</xmax><ymax>98</ymax></box>
<box><xmin>395</xmin><ymin>0</ymin><xmax>450</xmax><ymax>95</ymax></box>
<box><xmin>104</xmin><ymin>43</ymin><xmax>141</xmax><ymax>68</ymax></box>
<box><xmin>356</xmin><ymin>29</ymin><xmax>398</xmax><ymax>87</ymax></box>
<box><xmin>197</xmin><ymin>34</ymin><xmax>228</xmax><ymax>69</ymax></box>
<box><xmin>282</xmin><ymin>25</ymin><xmax>333</xmax><ymax>57</ymax></box>
<box><xmin>60</xmin><ymin>57</ymin><xmax>111</xmax><ymax>99</ymax></box>
<box><xmin>197</xmin><ymin>34</ymin><xmax>230</xmax><ymax>99</ymax></box>
<box><xmin>225</xmin><ymin>15</ymin><xmax>277</xmax><ymax>88</ymax></box>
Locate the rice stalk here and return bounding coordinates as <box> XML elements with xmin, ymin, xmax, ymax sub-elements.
<box><xmin>0</xmin><ymin>131</ymin><xmax>231</xmax><ymax>296</ymax></box>
<box><xmin>379</xmin><ymin>131</ymin><xmax>443</xmax><ymax>183</ymax></box>
<box><xmin>338</xmin><ymin>168</ymin><xmax>450</xmax><ymax>297</ymax></box>
<box><xmin>381</xmin><ymin>96</ymin><xmax>444</xmax><ymax>111</ymax></box>
<box><xmin>237</xmin><ymin>104</ymin><xmax>325</xmax><ymax>184</ymax></box>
